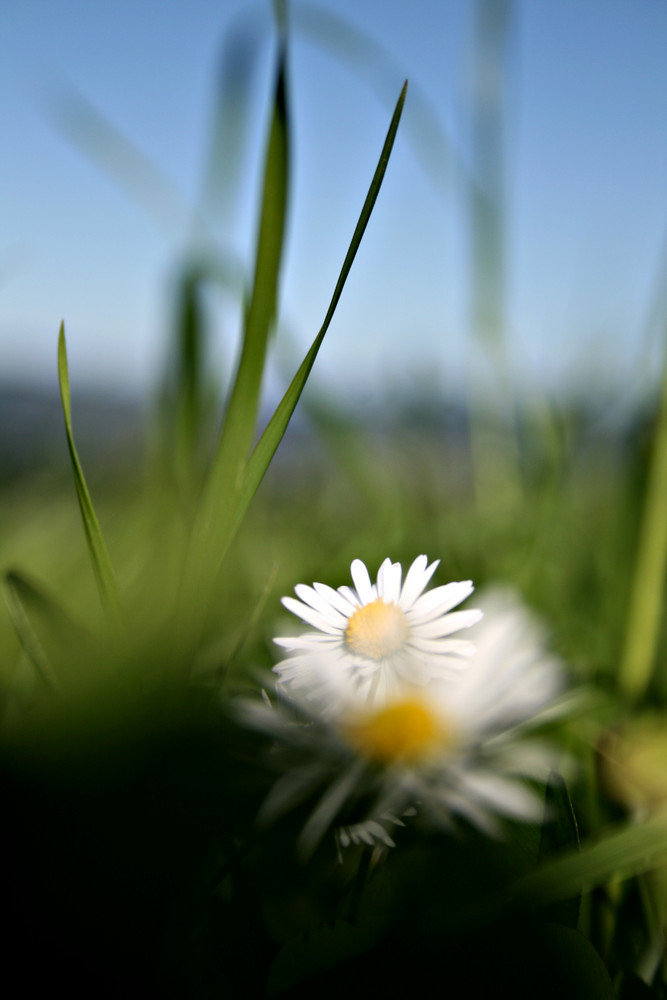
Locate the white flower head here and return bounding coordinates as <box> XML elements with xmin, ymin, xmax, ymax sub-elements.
<box><xmin>327</xmin><ymin>584</ymin><xmax>568</xmax><ymax>835</ymax></box>
<box><xmin>274</xmin><ymin>555</ymin><xmax>482</xmax><ymax>704</ymax></box>
<box><xmin>248</xmin><ymin>581</ymin><xmax>569</xmax><ymax>852</ymax></box>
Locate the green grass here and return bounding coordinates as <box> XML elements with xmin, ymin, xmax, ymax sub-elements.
<box><xmin>1</xmin><ymin>9</ymin><xmax>666</xmax><ymax>996</ymax></box>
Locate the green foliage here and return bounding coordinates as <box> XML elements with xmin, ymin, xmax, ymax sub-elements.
<box><xmin>1</xmin><ymin>11</ymin><xmax>666</xmax><ymax>999</ymax></box>
<box><xmin>57</xmin><ymin>322</ymin><xmax>122</xmax><ymax>620</ymax></box>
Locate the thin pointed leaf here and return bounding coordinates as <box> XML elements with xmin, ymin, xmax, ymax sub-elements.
<box><xmin>57</xmin><ymin>323</ymin><xmax>122</xmax><ymax>619</ymax></box>
<box><xmin>619</xmin><ymin>353</ymin><xmax>667</xmax><ymax>700</ymax></box>
<box><xmin>181</xmin><ymin>81</ymin><xmax>408</xmax><ymax>634</ymax></box>
<box><xmin>217</xmin><ymin>80</ymin><xmax>408</xmax><ymax>560</ymax></box>
<box><xmin>2</xmin><ymin>571</ymin><xmax>62</xmax><ymax>692</ymax></box>
<box><xmin>205</xmin><ymin>42</ymin><xmax>290</xmax><ymax>509</ymax></box>
<box><xmin>160</xmin><ymin>251</ymin><xmax>243</xmax><ymax>491</ymax></box>
<box><xmin>518</xmin><ymin>811</ymin><xmax>667</xmax><ymax>907</ymax></box>
<box><xmin>44</xmin><ymin>78</ymin><xmax>193</xmax><ymax>238</ymax></box>
<box><xmin>447</xmin><ymin>812</ymin><xmax>667</xmax><ymax>935</ymax></box>
<box><xmin>199</xmin><ymin>11</ymin><xmax>265</xmax><ymax>228</ymax></box>
<box><xmin>224</xmin><ymin>562</ymin><xmax>280</xmax><ymax>682</ymax></box>
<box><xmin>293</xmin><ymin>4</ymin><xmax>475</xmax><ymax>198</ymax></box>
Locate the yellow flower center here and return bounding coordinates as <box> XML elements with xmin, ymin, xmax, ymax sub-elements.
<box><xmin>345</xmin><ymin>599</ymin><xmax>409</xmax><ymax>660</ymax></box>
<box><xmin>345</xmin><ymin>698</ymin><xmax>446</xmax><ymax>764</ymax></box>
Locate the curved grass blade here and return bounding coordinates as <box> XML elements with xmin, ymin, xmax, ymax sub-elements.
<box><xmin>58</xmin><ymin>323</ymin><xmax>122</xmax><ymax>620</ymax></box>
<box><xmin>2</xmin><ymin>571</ymin><xmax>62</xmax><ymax>692</ymax></box>
<box><xmin>293</xmin><ymin>3</ymin><xmax>474</xmax><ymax>198</ymax></box>
<box><xmin>205</xmin><ymin>40</ymin><xmax>290</xmax><ymax>509</ymax></box>
<box><xmin>179</xmin><ymin>82</ymin><xmax>407</xmax><ymax>637</ymax></box>
<box><xmin>218</xmin><ymin>80</ymin><xmax>409</xmax><ymax>558</ymax></box>
<box><xmin>199</xmin><ymin>8</ymin><xmax>266</xmax><ymax>229</ymax></box>
<box><xmin>446</xmin><ymin>812</ymin><xmax>667</xmax><ymax>935</ymax></box>
<box><xmin>43</xmin><ymin>78</ymin><xmax>194</xmax><ymax>239</ymax></box>
<box><xmin>181</xmin><ymin>82</ymin><xmax>407</xmax><ymax>637</ymax></box>
<box><xmin>619</xmin><ymin>356</ymin><xmax>667</xmax><ymax>701</ymax></box>
<box><xmin>158</xmin><ymin>251</ymin><xmax>244</xmax><ymax>491</ymax></box>
<box><xmin>517</xmin><ymin>811</ymin><xmax>667</xmax><ymax>909</ymax></box>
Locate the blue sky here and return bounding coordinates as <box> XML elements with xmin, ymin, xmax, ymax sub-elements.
<box><xmin>2</xmin><ymin>0</ymin><xmax>667</xmax><ymax>414</ymax></box>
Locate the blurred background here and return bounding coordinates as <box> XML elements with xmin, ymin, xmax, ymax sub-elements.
<box><xmin>3</xmin><ymin>6</ymin><xmax>667</xmax><ymax>994</ymax></box>
<box><xmin>3</xmin><ymin>0</ymin><xmax>667</xmax><ymax>415</ymax></box>
<box><xmin>1</xmin><ymin>0</ymin><xmax>667</xmax><ymax>684</ymax></box>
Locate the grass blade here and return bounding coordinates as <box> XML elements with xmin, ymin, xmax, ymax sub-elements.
<box><xmin>44</xmin><ymin>78</ymin><xmax>194</xmax><ymax>239</ymax></box>
<box><xmin>158</xmin><ymin>251</ymin><xmax>244</xmax><ymax>492</ymax></box>
<box><xmin>204</xmin><ymin>41</ymin><xmax>290</xmax><ymax>510</ymax></box>
<box><xmin>518</xmin><ymin>811</ymin><xmax>667</xmax><ymax>908</ymax></box>
<box><xmin>58</xmin><ymin>323</ymin><xmax>122</xmax><ymax>620</ymax></box>
<box><xmin>179</xmin><ymin>81</ymin><xmax>408</xmax><ymax>636</ymax></box>
<box><xmin>293</xmin><ymin>4</ymin><xmax>473</xmax><ymax>199</ymax></box>
<box><xmin>619</xmin><ymin>356</ymin><xmax>667</xmax><ymax>701</ymax></box>
<box><xmin>2</xmin><ymin>571</ymin><xmax>62</xmax><ymax>692</ymax></box>
<box><xmin>222</xmin><ymin>81</ymin><xmax>408</xmax><ymax>551</ymax></box>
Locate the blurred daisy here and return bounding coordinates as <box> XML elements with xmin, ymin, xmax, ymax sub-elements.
<box><xmin>244</xmin><ymin>583</ymin><xmax>568</xmax><ymax>854</ymax></box>
<box><xmin>274</xmin><ymin>555</ymin><xmax>482</xmax><ymax>702</ymax></box>
<box><xmin>338</xmin><ymin>586</ymin><xmax>566</xmax><ymax>834</ymax></box>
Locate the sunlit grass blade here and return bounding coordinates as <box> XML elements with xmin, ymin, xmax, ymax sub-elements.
<box><xmin>517</xmin><ymin>811</ymin><xmax>667</xmax><ymax>908</ymax></box>
<box><xmin>449</xmin><ymin>812</ymin><xmax>667</xmax><ymax>935</ymax></box>
<box><xmin>619</xmin><ymin>357</ymin><xmax>667</xmax><ymax>701</ymax></box>
<box><xmin>204</xmin><ymin>42</ymin><xmax>290</xmax><ymax>509</ymax></box>
<box><xmin>158</xmin><ymin>251</ymin><xmax>244</xmax><ymax>492</ymax></box>
<box><xmin>208</xmin><ymin>80</ymin><xmax>409</xmax><ymax>566</ymax></box>
<box><xmin>2</xmin><ymin>571</ymin><xmax>62</xmax><ymax>692</ymax></box>
<box><xmin>223</xmin><ymin>562</ymin><xmax>279</xmax><ymax>685</ymax></box>
<box><xmin>293</xmin><ymin>3</ymin><xmax>472</xmax><ymax>198</ymax></box>
<box><xmin>58</xmin><ymin>323</ymin><xmax>122</xmax><ymax>620</ymax></box>
<box><xmin>178</xmin><ymin>80</ymin><xmax>408</xmax><ymax>640</ymax></box>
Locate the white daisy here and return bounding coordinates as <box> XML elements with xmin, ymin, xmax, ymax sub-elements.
<box><xmin>244</xmin><ymin>581</ymin><xmax>569</xmax><ymax>854</ymax></box>
<box><xmin>331</xmin><ymin>585</ymin><xmax>567</xmax><ymax>835</ymax></box>
<box><xmin>274</xmin><ymin>555</ymin><xmax>482</xmax><ymax>703</ymax></box>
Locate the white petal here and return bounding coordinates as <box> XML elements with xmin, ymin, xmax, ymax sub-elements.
<box><xmin>399</xmin><ymin>555</ymin><xmax>439</xmax><ymax>609</ymax></box>
<box><xmin>338</xmin><ymin>585</ymin><xmax>361</xmax><ymax>607</ymax></box>
<box><xmin>415</xmin><ymin>609</ymin><xmax>484</xmax><ymax>638</ymax></box>
<box><xmin>429</xmin><ymin>784</ymin><xmax>499</xmax><ymax>834</ymax></box>
<box><xmin>377</xmin><ymin>559</ymin><xmax>402</xmax><ymax>604</ymax></box>
<box><xmin>313</xmin><ymin>582</ymin><xmax>358</xmax><ymax>617</ymax></box>
<box><xmin>350</xmin><ymin>559</ymin><xmax>375</xmax><ymax>605</ymax></box>
<box><xmin>461</xmin><ymin>772</ymin><xmax>543</xmax><ymax>821</ymax></box>
<box><xmin>273</xmin><ymin>634</ymin><xmax>342</xmax><ymax>651</ymax></box>
<box><xmin>411</xmin><ymin>581</ymin><xmax>474</xmax><ymax>621</ymax></box>
<box><xmin>281</xmin><ymin>596</ymin><xmax>343</xmax><ymax>634</ymax></box>
<box><xmin>408</xmin><ymin>635</ymin><xmax>477</xmax><ymax>657</ymax></box>
<box><xmin>294</xmin><ymin>584</ymin><xmax>349</xmax><ymax>625</ymax></box>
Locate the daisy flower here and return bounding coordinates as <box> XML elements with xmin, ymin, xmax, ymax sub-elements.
<box><xmin>243</xmin><ymin>581</ymin><xmax>568</xmax><ymax>854</ymax></box>
<box><xmin>274</xmin><ymin>555</ymin><xmax>482</xmax><ymax>703</ymax></box>
<box><xmin>335</xmin><ymin>586</ymin><xmax>567</xmax><ymax>836</ymax></box>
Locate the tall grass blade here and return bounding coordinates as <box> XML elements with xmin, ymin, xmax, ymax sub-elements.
<box><xmin>57</xmin><ymin>323</ymin><xmax>122</xmax><ymax>620</ymax></box>
<box><xmin>2</xmin><ymin>571</ymin><xmax>62</xmax><ymax>692</ymax></box>
<box><xmin>204</xmin><ymin>42</ymin><xmax>290</xmax><ymax>513</ymax></box>
<box><xmin>179</xmin><ymin>81</ymin><xmax>407</xmax><ymax>640</ymax></box>
<box><xmin>198</xmin><ymin>10</ymin><xmax>265</xmax><ymax>230</ymax></box>
<box><xmin>517</xmin><ymin>811</ymin><xmax>667</xmax><ymax>907</ymax></box>
<box><xmin>293</xmin><ymin>3</ymin><xmax>471</xmax><ymax>198</ymax></box>
<box><xmin>211</xmin><ymin>80</ymin><xmax>409</xmax><ymax>565</ymax></box>
<box><xmin>44</xmin><ymin>79</ymin><xmax>194</xmax><ymax>238</ymax></box>
<box><xmin>159</xmin><ymin>252</ymin><xmax>243</xmax><ymax>493</ymax></box>
<box><xmin>619</xmin><ymin>357</ymin><xmax>667</xmax><ymax>701</ymax></box>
